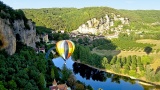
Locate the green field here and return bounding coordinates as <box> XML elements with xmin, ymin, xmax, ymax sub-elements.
<box><xmin>92</xmin><ymin>39</ymin><xmax>160</xmax><ymax>71</ymax></box>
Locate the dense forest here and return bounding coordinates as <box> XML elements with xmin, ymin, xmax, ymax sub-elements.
<box><xmin>0</xmin><ymin>43</ymin><xmax>54</xmax><ymax>89</ymax></box>
<box><xmin>119</xmin><ymin>10</ymin><xmax>160</xmax><ymax>32</ymax></box>
<box><xmin>23</xmin><ymin>7</ymin><xmax>160</xmax><ymax>34</ymax></box>
<box><xmin>23</xmin><ymin>7</ymin><xmax>119</xmax><ymax>32</ymax></box>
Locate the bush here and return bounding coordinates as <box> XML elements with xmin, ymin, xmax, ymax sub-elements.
<box><xmin>144</xmin><ymin>46</ymin><xmax>152</xmax><ymax>55</ymax></box>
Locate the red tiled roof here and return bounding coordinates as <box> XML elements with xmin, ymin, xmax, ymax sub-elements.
<box><xmin>53</xmin><ymin>79</ymin><xmax>57</xmax><ymax>85</ymax></box>
<box><xmin>49</xmin><ymin>80</ymin><xmax>68</xmax><ymax>90</ymax></box>
<box><xmin>57</xmin><ymin>84</ymin><xmax>68</xmax><ymax>90</ymax></box>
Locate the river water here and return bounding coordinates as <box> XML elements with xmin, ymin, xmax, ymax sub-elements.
<box><xmin>52</xmin><ymin>57</ymin><xmax>158</xmax><ymax>90</ymax></box>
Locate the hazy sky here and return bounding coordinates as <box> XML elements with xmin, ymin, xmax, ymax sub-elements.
<box><xmin>1</xmin><ymin>0</ymin><xmax>160</xmax><ymax>10</ymax></box>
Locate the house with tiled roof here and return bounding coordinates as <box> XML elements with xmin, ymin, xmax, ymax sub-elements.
<box><xmin>49</xmin><ymin>79</ymin><xmax>71</xmax><ymax>90</ymax></box>
<box><xmin>34</xmin><ymin>47</ymin><xmax>45</xmax><ymax>53</ymax></box>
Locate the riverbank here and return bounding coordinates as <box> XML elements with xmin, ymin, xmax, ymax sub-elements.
<box><xmin>74</xmin><ymin>61</ymin><xmax>160</xmax><ymax>87</ymax></box>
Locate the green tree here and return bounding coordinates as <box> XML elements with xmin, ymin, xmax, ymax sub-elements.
<box><xmin>38</xmin><ymin>73</ymin><xmax>46</xmax><ymax>90</ymax></box>
<box><xmin>106</xmin><ymin>64</ymin><xmax>111</xmax><ymax>70</ymax></box>
<box><xmin>78</xmin><ymin>38</ymin><xmax>83</xmax><ymax>44</ymax></box>
<box><xmin>112</xmin><ymin>64</ymin><xmax>121</xmax><ymax>73</ymax></box>
<box><xmin>137</xmin><ymin>56</ymin><xmax>142</xmax><ymax>66</ymax></box>
<box><xmin>124</xmin><ymin>64</ymin><xmax>130</xmax><ymax>74</ymax></box>
<box><xmin>144</xmin><ymin>46</ymin><xmax>152</xmax><ymax>55</ymax></box>
<box><xmin>61</xmin><ymin>64</ymin><xmax>72</xmax><ymax>82</ymax></box>
<box><xmin>8</xmin><ymin>80</ymin><xmax>17</xmax><ymax>89</ymax></box>
<box><xmin>145</xmin><ymin>65</ymin><xmax>155</xmax><ymax>81</ymax></box>
<box><xmin>75</xmin><ymin>83</ymin><xmax>85</xmax><ymax>90</ymax></box>
<box><xmin>0</xmin><ymin>81</ymin><xmax>7</xmax><ymax>90</ymax></box>
<box><xmin>83</xmin><ymin>37</ymin><xmax>89</xmax><ymax>44</ymax></box>
<box><xmin>102</xmin><ymin>57</ymin><xmax>108</xmax><ymax>69</ymax></box>
<box><xmin>53</xmin><ymin>66</ymin><xmax>59</xmax><ymax>80</ymax></box>
<box><xmin>67</xmin><ymin>74</ymin><xmax>76</xmax><ymax>89</ymax></box>
<box><xmin>24</xmin><ymin>82</ymin><xmax>35</xmax><ymax>90</ymax></box>
<box><xmin>131</xmin><ymin>55</ymin><xmax>137</xmax><ymax>65</ymax></box>
<box><xmin>121</xmin><ymin>57</ymin><xmax>126</xmax><ymax>66</ymax></box>
<box><xmin>116</xmin><ymin>57</ymin><xmax>121</xmax><ymax>64</ymax></box>
<box><xmin>141</xmin><ymin>56</ymin><xmax>151</xmax><ymax>66</ymax></box>
<box><xmin>131</xmin><ymin>64</ymin><xmax>137</xmax><ymax>70</ymax></box>
<box><xmin>139</xmin><ymin>64</ymin><xmax>144</xmax><ymax>71</ymax></box>
<box><xmin>86</xmin><ymin>85</ymin><xmax>93</xmax><ymax>90</ymax></box>
<box><xmin>110</xmin><ymin>56</ymin><xmax>117</xmax><ymax>65</ymax></box>
<box><xmin>129</xmin><ymin>70</ymin><xmax>137</xmax><ymax>77</ymax></box>
<box><xmin>58</xmin><ymin>36</ymin><xmax>63</xmax><ymax>40</ymax></box>
<box><xmin>51</xmin><ymin>68</ymin><xmax>55</xmax><ymax>80</ymax></box>
<box><xmin>126</xmin><ymin>55</ymin><xmax>131</xmax><ymax>65</ymax></box>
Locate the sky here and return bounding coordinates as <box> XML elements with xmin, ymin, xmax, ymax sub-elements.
<box><xmin>1</xmin><ymin>0</ymin><xmax>160</xmax><ymax>10</ymax></box>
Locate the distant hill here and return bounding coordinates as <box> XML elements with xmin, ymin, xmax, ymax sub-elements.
<box><xmin>23</xmin><ymin>7</ymin><xmax>119</xmax><ymax>32</ymax></box>
<box><xmin>23</xmin><ymin>7</ymin><xmax>160</xmax><ymax>33</ymax></box>
<box><xmin>119</xmin><ymin>10</ymin><xmax>160</xmax><ymax>31</ymax></box>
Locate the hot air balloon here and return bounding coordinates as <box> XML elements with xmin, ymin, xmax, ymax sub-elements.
<box><xmin>56</xmin><ymin>40</ymin><xmax>75</xmax><ymax>63</ymax></box>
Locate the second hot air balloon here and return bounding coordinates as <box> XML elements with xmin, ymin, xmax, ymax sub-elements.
<box><xmin>56</xmin><ymin>40</ymin><xmax>75</xmax><ymax>61</ymax></box>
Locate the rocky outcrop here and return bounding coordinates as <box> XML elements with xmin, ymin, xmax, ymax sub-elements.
<box><xmin>13</xmin><ymin>19</ymin><xmax>36</xmax><ymax>48</ymax></box>
<box><xmin>73</xmin><ymin>13</ymin><xmax>129</xmax><ymax>35</ymax></box>
<box><xmin>0</xmin><ymin>18</ymin><xmax>36</xmax><ymax>55</ymax></box>
<box><xmin>0</xmin><ymin>18</ymin><xmax>16</xmax><ymax>55</ymax></box>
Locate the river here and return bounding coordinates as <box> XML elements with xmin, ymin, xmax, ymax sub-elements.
<box><xmin>52</xmin><ymin>57</ymin><xmax>159</xmax><ymax>90</ymax></box>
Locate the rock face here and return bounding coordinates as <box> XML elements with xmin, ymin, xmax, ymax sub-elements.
<box><xmin>13</xmin><ymin>20</ymin><xmax>36</xmax><ymax>48</ymax></box>
<box><xmin>0</xmin><ymin>18</ymin><xmax>36</xmax><ymax>55</ymax></box>
<box><xmin>73</xmin><ymin>14</ymin><xmax>129</xmax><ymax>35</ymax></box>
<box><xmin>0</xmin><ymin>18</ymin><xmax>16</xmax><ymax>55</ymax></box>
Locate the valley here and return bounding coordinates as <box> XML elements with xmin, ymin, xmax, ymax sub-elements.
<box><xmin>1</xmin><ymin>1</ymin><xmax>160</xmax><ymax>90</ymax></box>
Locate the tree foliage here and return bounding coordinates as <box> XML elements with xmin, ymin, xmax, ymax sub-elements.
<box><xmin>144</xmin><ymin>46</ymin><xmax>152</xmax><ymax>55</ymax></box>
<box><xmin>61</xmin><ymin>64</ymin><xmax>72</xmax><ymax>82</ymax></box>
<box><xmin>23</xmin><ymin>7</ymin><xmax>119</xmax><ymax>32</ymax></box>
<box><xmin>0</xmin><ymin>45</ymin><xmax>58</xmax><ymax>89</ymax></box>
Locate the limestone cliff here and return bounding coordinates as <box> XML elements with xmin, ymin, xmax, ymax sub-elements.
<box><xmin>73</xmin><ymin>14</ymin><xmax>129</xmax><ymax>35</ymax></box>
<box><xmin>13</xmin><ymin>19</ymin><xmax>36</xmax><ymax>48</ymax></box>
<box><xmin>0</xmin><ymin>18</ymin><xmax>16</xmax><ymax>55</ymax></box>
<box><xmin>0</xmin><ymin>18</ymin><xmax>36</xmax><ymax>55</ymax></box>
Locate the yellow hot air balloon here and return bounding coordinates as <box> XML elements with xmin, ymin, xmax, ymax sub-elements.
<box><xmin>56</xmin><ymin>40</ymin><xmax>75</xmax><ymax>61</ymax></box>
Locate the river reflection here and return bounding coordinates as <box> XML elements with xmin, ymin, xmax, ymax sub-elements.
<box><xmin>73</xmin><ymin>62</ymin><xmax>137</xmax><ymax>84</ymax></box>
<box><xmin>52</xmin><ymin>57</ymin><xmax>158</xmax><ymax>90</ymax></box>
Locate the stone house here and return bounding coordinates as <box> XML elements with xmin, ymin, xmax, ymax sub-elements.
<box><xmin>35</xmin><ymin>47</ymin><xmax>45</xmax><ymax>53</ymax></box>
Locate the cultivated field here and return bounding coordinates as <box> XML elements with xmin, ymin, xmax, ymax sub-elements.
<box><xmin>136</xmin><ymin>39</ymin><xmax>160</xmax><ymax>50</ymax></box>
<box><xmin>92</xmin><ymin>39</ymin><xmax>160</xmax><ymax>70</ymax></box>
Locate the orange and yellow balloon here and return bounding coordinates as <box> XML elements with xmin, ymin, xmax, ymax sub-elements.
<box><xmin>56</xmin><ymin>40</ymin><xmax>75</xmax><ymax>61</ymax></box>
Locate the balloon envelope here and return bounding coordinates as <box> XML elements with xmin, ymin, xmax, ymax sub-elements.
<box><xmin>56</xmin><ymin>40</ymin><xmax>75</xmax><ymax>60</ymax></box>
